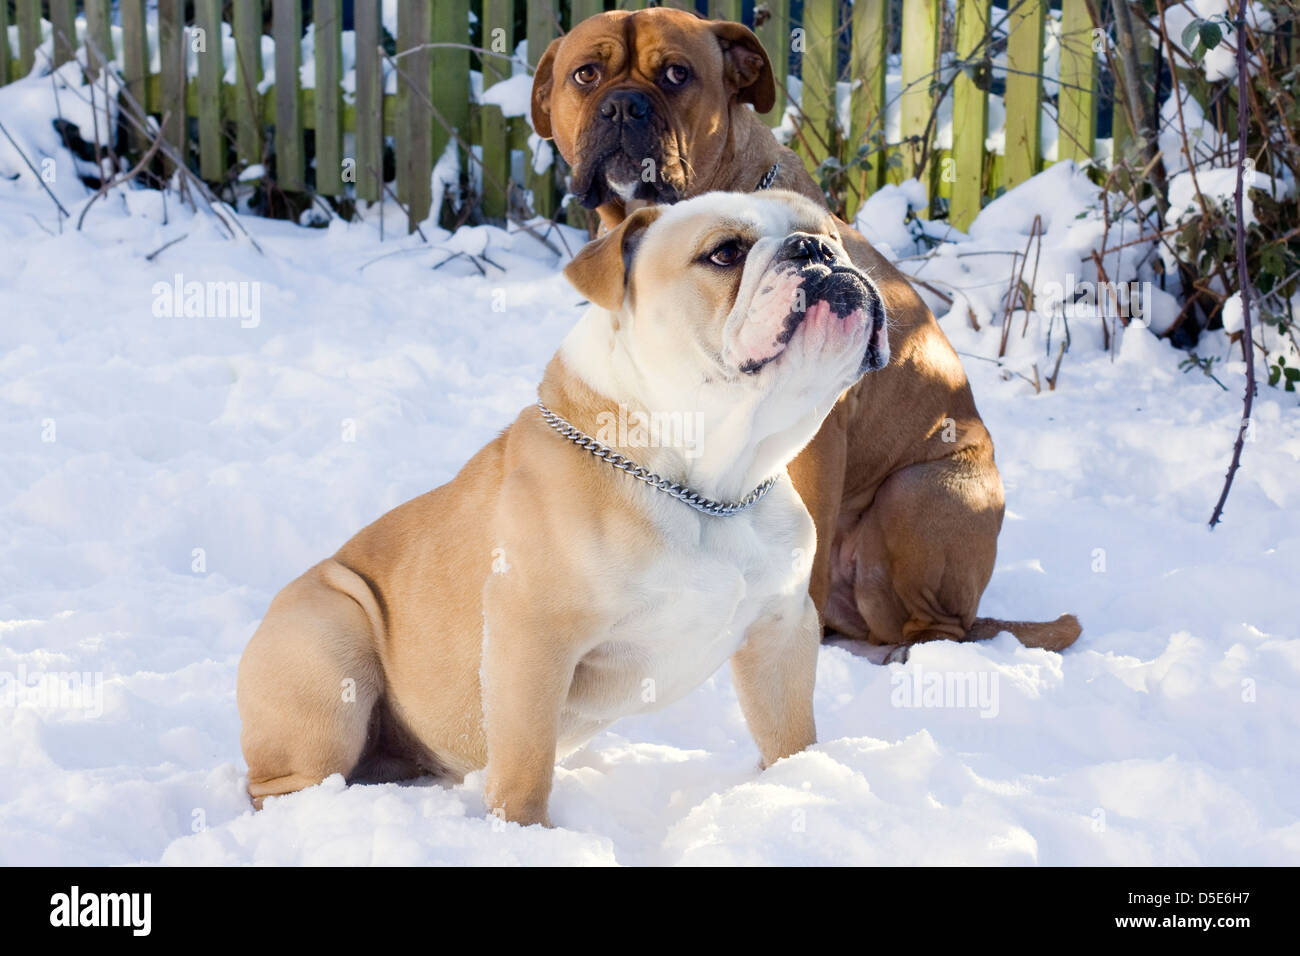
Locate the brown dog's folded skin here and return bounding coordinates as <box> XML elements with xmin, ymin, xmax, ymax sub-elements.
<box><xmin>531</xmin><ymin>7</ymin><xmax>1080</xmax><ymax>654</ymax></box>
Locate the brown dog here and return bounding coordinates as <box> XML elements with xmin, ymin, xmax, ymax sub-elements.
<box><xmin>530</xmin><ymin>7</ymin><xmax>1079</xmax><ymax>653</ymax></box>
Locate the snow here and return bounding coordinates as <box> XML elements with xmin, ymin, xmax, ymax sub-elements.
<box><xmin>1159</xmin><ymin>81</ymin><xmax>1224</xmax><ymax>178</ymax></box>
<box><xmin>1221</xmin><ymin>291</ymin><xmax>1244</xmax><ymax>334</ymax></box>
<box><xmin>1168</xmin><ymin>165</ymin><xmax>1292</xmax><ymax>229</ymax></box>
<box><xmin>2</xmin><ymin>66</ymin><xmax>1299</xmax><ymax>866</ymax></box>
<box><xmin>481</xmin><ymin>74</ymin><xmax>534</xmax><ymax>118</ymax></box>
<box><xmin>863</xmin><ymin>162</ymin><xmax>1192</xmax><ymax>342</ymax></box>
<box><xmin>1160</xmin><ymin>1</ymin><xmax>1273</xmax><ymax>83</ymax></box>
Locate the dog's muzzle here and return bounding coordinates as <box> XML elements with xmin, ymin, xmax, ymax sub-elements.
<box><xmin>774</xmin><ymin>234</ymin><xmax>889</xmax><ymax>374</ymax></box>
<box><xmin>570</xmin><ymin>87</ymin><xmax>685</xmax><ymax>208</ymax></box>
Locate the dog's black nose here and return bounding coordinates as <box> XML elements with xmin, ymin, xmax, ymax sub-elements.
<box><xmin>600</xmin><ymin>89</ymin><xmax>651</xmax><ymax>126</ymax></box>
<box><xmin>779</xmin><ymin>232</ymin><xmax>836</xmax><ymax>265</ymax></box>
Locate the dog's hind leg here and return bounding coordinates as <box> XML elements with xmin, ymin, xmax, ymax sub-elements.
<box><xmin>237</xmin><ymin>560</ymin><xmax>386</xmax><ymax>807</ymax></box>
<box><xmin>838</xmin><ymin>452</ymin><xmax>1003</xmax><ymax>647</ymax></box>
<box><xmin>836</xmin><ymin>453</ymin><xmax>1081</xmax><ymax>653</ymax></box>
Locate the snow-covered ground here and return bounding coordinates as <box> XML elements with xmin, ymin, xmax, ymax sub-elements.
<box><xmin>2</xmin><ymin>66</ymin><xmax>1298</xmax><ymax>867</ymax></box>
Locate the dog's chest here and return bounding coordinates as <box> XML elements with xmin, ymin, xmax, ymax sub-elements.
<box><xmin>562</xmin><ymin>494</ymin><xmax>809</xmax><ymax>729</ymax></box>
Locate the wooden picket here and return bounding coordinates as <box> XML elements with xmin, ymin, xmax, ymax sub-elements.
<box><xmin>49</xmin><ymin>0</ymin><xmax>76</xmax><ymax>69</ymax></box>
<box><xmin>313</xmin><ymin>0</ymin><xmax>343</xmax><ymax>196</ymax></box>
<box><xmin>0</xmin><ymin>1</ymin><xmax>1114</xmax><ymax>236</ymax></box>
<box><xmin>17</xmin><ymin>0</ymin><xmax>40</xmax><ymax>76</ymax></box>
<box><xmin>159</xmin><ymin>0</ymin><xmax>187</xmax><ymax>178</ymax></box>
<box><xmin>755</xmin><ymin>0</ymin><xmax>790</xmax><ymax>128</ymax></box>
<box><xmin>196</xmin><ymin>0</ymin><xmax>226</xmax><ymax>183</ymax></box>
<box><xmin>396</xmin><ymin>2</ymin><xmax>433</xmax><ymax>226</ymax></box>
<box><xmin>119</xmin><ymin>0</ymin><xmax>150</xmax><ymax>123</ymax></box>
<box><xmin>273</xmin><ymin>0</ymin><xmax>304</xmax><ymax>190</ymax></box>
<box><xmin>709</xmin><ymin>1</ymin><xmax>742</xmax><ymax>22</ymax></box>
<box><xmin>526</xmin><ymin>0</ymin><xmax>560</xmax><ymax>219</ymax></box>
<box><xmin>797</xmin><ymin>0</ymin><xmax>836</xmax><ymax>177</ymax></box>
<box><xmin>950</xmin><ymin>0</ymin><xmax>990</xmax><ymax>230</ymax></box>
<box><xmin>353</xmin><ymin>0</ymin><xmax>384</xmax><ymax>203</ymax></box>
<box><xmin>232</xmin><ymin>0</ymin><xmax>264</xmax><ymax>167</ymax></box>
<box><xmin>1059</xmin><ymin>0</ymin><xmax>1099</xmax><ymax>165</ymax></box>
<box><xmin>896</xmin><ymin>0</ymin><xmax>940</xmax><ymax>188</ymax></box>
<box><xmin>1004</xmin><ymin>0</ymin><xmax>1046</xmax><ymax>191</ymax></box>
<box><xmin>573</xmin><ymin>0</ymin><xmax>608</xmax><ymax>22</ymax></box>
<box><xmin>432</xmin><ymin>0</ymin><xmax>471</xmax><ymax>190</ymax></box>
<box><xmin>0</xmin><ymin>2</ymin><xmax>9</xmax><ymax>87</ymax></box>
<box><xmin>480</xmin><ymin>0</ymin><xmax>515</xmax><ymax>219</ymax></box>
<box><xmin>84</xmin><ymin>0</ymin><xmax>112</xmax><ymax>79</ymax></box>
<box><xmin>847</xmin><ymin>0</ymin><xmax>888</xmax><ymax>215</ymax></box>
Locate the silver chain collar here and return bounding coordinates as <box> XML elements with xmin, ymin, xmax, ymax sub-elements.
<box><xmin>535</xmin><ymin>401</ymin><xmax>778</xmax><ymax>518</ymax></box>
<box><xmin>757</xmin><ymin>162</ymin><xmax>779</xmax><ymax>191</ymax></box>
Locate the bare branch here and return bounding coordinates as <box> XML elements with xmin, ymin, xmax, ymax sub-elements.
<box><xmin>0</xmin><ymin>119</ymin><xmax>72</xmax><ymax>218</ymax></box>
<box><xmin>1208</xmin><ymin>0</ymin><xmax>1259</xmax><ymax>528</ymax></box>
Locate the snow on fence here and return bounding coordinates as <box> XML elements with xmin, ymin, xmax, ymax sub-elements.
<box><xmin>0</xmin><ymin>1</ymin><xmax>1104</xmax><ymax>232</ymax></box>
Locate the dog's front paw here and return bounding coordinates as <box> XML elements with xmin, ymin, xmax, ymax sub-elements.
<box><xmin>484</xmin><ymin>787</ymin><xmax>552</xmax><ymax>828</ymax></box>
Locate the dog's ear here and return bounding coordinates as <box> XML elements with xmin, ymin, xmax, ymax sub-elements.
<box><xmin>530</xmin><ymin>37</ymin><xmax>565</xmax><ymax>139</ymax></box>
<box><xmin>710</xmin><ymin>21</ymin><xmax>776</xmax><ymax>114</ymax></box>
<box><xmin>563</xmin><ymin>207</ymin><xmax>662</xmax><ymax>312</ymax></box>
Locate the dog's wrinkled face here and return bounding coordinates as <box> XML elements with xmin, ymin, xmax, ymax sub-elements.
<box><xmin>531</xmin><ymin>9</ymin><xmax>775</xmax><ymax>210</ymax></box>
<box><xmin>564</xmin><ymin>191</ymin><xmax>888</xmax><ymax>409</ymax></box>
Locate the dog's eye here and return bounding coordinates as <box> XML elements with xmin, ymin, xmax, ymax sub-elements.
<box><xmin>707</xmin><ymin>240</ymin><xmax>746</xmax><ymax>267</ymax></box>
<box><xmin>572</xmin><ymin>64</ymin><xmax>600</xmax><ymax>86</ymax></box>
<box><xmin>663</xmin><ymin>64</ymin><xmax>691</xmax><ymax>86</ymax></box>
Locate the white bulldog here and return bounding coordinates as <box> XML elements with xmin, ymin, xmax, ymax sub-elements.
<box><xmin>237</xmin><ymin>190</ymin><xmax>888</xmax><ymax>825</ymax></box>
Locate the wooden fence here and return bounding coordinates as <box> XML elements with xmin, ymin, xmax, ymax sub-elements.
<box><xmin>0</xmin><ymin>1</ymin><xmax>1106</xmax><ymax>232</ymax></box>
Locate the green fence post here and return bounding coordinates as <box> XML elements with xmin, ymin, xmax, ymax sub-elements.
<box><xmin>119</xmin><ymin>1</ymin><xmax>150</xmax><ymax>130</ymax></box>
<box><xmin>950</xmin><ymin>0</ymin><xmax>990</xmax><ymax>229</ymax></box>
<box><xmin>798</xmin><ymin>0</ymin><xmax>836</xmax><ymax>177</ymax></box>
<box><xmin>709</xmin><ymin>1</ymin><xmax>743</xmax><ymax>21</ymax></box>
<box><xmin>1004</xmin><ymin>0</ymin><xmax>1045</xmax><ymax>190</ymax></box>
<box><xmin>480</xmin><ymin>0</ymin><xmax>514</xmax><ymax>221</ymax></box>
<box><xmin>232</xmin><ymin>0</ymin><xmax>264</xmax><ymax>167</ymax></box>
<box><xmin>895</xmin><ymin>0</ymin><xmax>940</xmax><ymax>190</ymax></box>
<box><xmin>1059</xmin><ymin>0</ymin><xmax>1098</xmax><ymax>166</ymax></box>
<box><xmin>353</xmin><ymin>0</ymin><xmax>383</xmax><ymax>202</ymax></box>
<box><xmin>195</xmin><ymin>0</ymin><xmax>226</xmax><ymax>183</ymax></box>
<box><xmin>84</xmin><ymin>0</ymin><xmax>114</xmax><ymax>79</ymax></box>
<box><xmin>314</xmin><ymin>0</ymin><xmax>344</xmax><ymax>195</ymax></box>
<box><xmin>527</xmin><ymin>0</ymin><xmax>560</xmax><ymax>219</ymax></box>
<box><xmin>159</xmin><ymin>0</ymin><xmax>189</xmax><ymax>178</ymax></box>
<box><xmin>48</xmin><ymin>0</ymin><xmax>76</xmax><ymax>68</ymax></box>
<box><xmin>846</xmin><ymin>0</ymin><xmax>888</xmax><ymax>218</ymax></box>
<box><xmin>755</xmin><ymin>0</ymin><xmax>790</xmax><ymax>128</ymax></box>
<box><xmin>0</xmin><ymin>0</ymin><xmax>10</xmax><ymax>84</ymax></box>
<box><xmin>272</xmin><ymin>0</ymin><xmax>305</xmax><ymax>190</ymax></box>
<box><xmin>17</xmin><ymin>0</ymin><xmax>41</xmax><ymax>76</ymax></box>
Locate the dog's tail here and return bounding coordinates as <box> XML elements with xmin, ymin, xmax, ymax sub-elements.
<box><xmin>965</xmin><ymin>614</ymin><xmax>1082</xmax><ymax>652</ymax></box>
